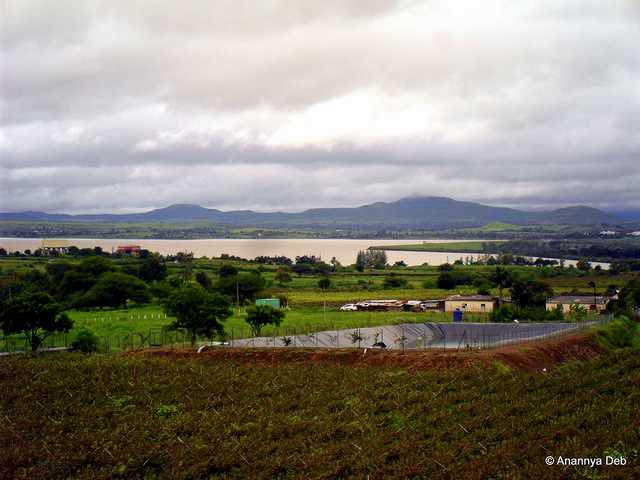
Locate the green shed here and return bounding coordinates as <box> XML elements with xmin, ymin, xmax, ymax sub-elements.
<box><xmin>255</xmin><ymin>298</ymin><xmax>280</xmax><ymax>309</ymax></box>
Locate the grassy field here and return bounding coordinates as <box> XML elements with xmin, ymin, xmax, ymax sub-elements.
<box><xmin>1</xmin><ymin>347</ymin><xmax>638</xmax><ymax>479</ymax></box>
<box><xmin>370</xmin><ymin>241</ymin><xmax>504</xmax><ymax>252</ymax></box>
<box><xmin>3</xmin><ymin>305</ymin><xmax>485</xmax><ymax>353</ymax></box>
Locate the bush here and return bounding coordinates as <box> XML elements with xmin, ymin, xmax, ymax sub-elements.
<box><xmin>490</xmin><ymin>304</ymin><xmax>516</xmax><ymax>323</ymax></box>
<box><xmin>593</xmin><ymin>316</ymin><xmax>640</xmax><ymax>350</ymax></box>
<box><xmin>71</xmin><ymin>328</ymin><xmax>100</xmax><ymax>354</ymax></box>
<box><xmin>383</xmin><ymin>276</ymin><xmax>408</xmax><ymax>289</ymax></box>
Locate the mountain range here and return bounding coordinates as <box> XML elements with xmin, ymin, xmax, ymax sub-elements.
<box><xmin>0</xmin><ymin>196</ymin><xmax>622</xmax><ymax>229</ymax></box>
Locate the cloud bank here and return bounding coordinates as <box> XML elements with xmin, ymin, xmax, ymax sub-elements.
<box><xmin>1</xmin><ymin>0</ymin><xmax>639</xmax><ymax>213</ymax></box>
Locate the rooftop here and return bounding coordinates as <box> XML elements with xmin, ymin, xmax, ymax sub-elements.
<box><xmin>445</xmin><ymin>295</ymin><xmax>496</xmax><ymax>302</ymax></box>
<box><xmin>547</xmin><ymin>295</ymin><xmax>611</xmax><ymax>305</ymax></box>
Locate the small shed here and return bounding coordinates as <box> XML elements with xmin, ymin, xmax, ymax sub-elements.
<box><xmin>255</xmin><ymin>298</ymin><xmax>281</xmax><ymax>309</ymax></box>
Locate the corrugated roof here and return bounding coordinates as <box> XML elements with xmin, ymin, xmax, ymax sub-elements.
<box><xmin>445</xmin><ymin>295</ymin><xmax>496</xmax><ymax>302</ymax></box>
<box><xmin>547</xmin><ymin>295</ymin><xmax>610</xmax><ymax>305</ymax></box>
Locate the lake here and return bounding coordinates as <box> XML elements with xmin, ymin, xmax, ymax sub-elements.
<box><xmin>0</xmin><ymin>237</ymin><xmax>609</xmax><ymax>268</ymax></box>
<box><xmin>2</xmin><ymin>238</ymin><xmax>485</xmax><ymax>266</ymax></box>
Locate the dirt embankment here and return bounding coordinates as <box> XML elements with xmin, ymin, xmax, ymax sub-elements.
<box><xmin>128</xmin><ymin>333</ymin><xmax>605</xmax><ymax>372</ymax></box>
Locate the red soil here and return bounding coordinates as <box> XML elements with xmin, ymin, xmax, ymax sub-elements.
<box><xmin>127</xmin><ymin>333</ymin><xmax>605</xmax><ymax>372</ymax></box>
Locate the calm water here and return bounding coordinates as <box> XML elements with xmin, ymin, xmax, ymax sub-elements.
<box><xmin>1</xmin><ymin>238</ymin><xmax>483</xmax><ymax>266</ymax></box>
<box><xmin>0</xmin><ymin>237</ymin><xmax>608</xmax><ymax>268</ymax></box>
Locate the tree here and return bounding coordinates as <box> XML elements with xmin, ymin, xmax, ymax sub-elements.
<box><xmin>77</xmin><ymin>272</ymin><xmax>150</xmax><ymax>309</ymax></box>
<box><xmin>576</xmin><ymin>258</ymin><xmax>591</xmax><ymax>272</ymax></box>
<box><xmin>163</xmin><ymin>285</ymin><xmax>232</xmax><ymax>345</ymax></box>
<box><xmin>437</xmin><ymin>272</ymin><xmax>456</xmax><ymax>289</ymax></box>
<box><xmin>219</xmin><ymin>264</ymin><xmax>238</xmax><ymax>278</ymax></box>
<box><xmin>355</xmin><ymin>251</ymin><xmax>367</xmax><ymax>272</ymax></box>
<box><xmin>195</xmin><ymin>271</ymin><xmax>212</xmax><ymax>290</ymax></box>
<box><xmin>318</xmin><ymin>276</ymin><xmax>332</xmax><ymax>290</ymax></box>
<box><xmin>215</xmin><ymin>273</ymin><xmax>265</xmax><ymax>305</ymax></box>
<box><xmin>0</xmin><ymin>291</ymin><xmax>73</xmax><ymax>351</ymax></box>
<box><xmin>244</xmin><ymin>305</ymin><xmax>285</xmax><ymax>337</ymax></box>
<box><xmin>274</xmin><ymin>268</ymin><xmax>292</xmax><ymax>286</ymax></box>
<box><xmin>490</xmin><ymin>267</ymin><xmax>512</xmax><ymax>304</ymax></box>
<box><xmin>472</xmin><ymin>277</ymin><xmax>492</xmax><ymax>295</ymax></box>
<box><xmin>330</xmin><ymin>257</ymin><xmax>341</xmax><ymax>271</ymax></box>
<box><xmin>77</xmin><ymin>256</ymin><xmax>115</xmax><ymax>277</ymax></box>
<box><xmin>568</xmin><ymin>304</ymin><xmax>588</xmax><ymax>322</ymax></box>
<box><xmin>370</xmin><ymin>250</ymin><xmax>387</xmax><ymax>269</ymax></box>
<box><xmin>510</xmin><ymin>278</ymin><xmax>552</xmax><ymax>311</ymax></box>
<box><xmin>355</xmin><ymin>250</ymin><xmax>387</xmax><ymax>271</ymax></box>
<box><xmin>139</xmin><ymin>255</ymin><xmax>167</xmax><ymax>282</ymax></box>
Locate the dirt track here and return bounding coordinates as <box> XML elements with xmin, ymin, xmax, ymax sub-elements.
<box><xmin>128</xmin><ymin>332</ymin><xmax>605</xmax><ymax>372</ymax></box>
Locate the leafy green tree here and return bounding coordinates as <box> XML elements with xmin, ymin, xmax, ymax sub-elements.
<box><xmin>0</xmin><ymin>291</ymin><xmax>73</xmax><ymax>351</ymax></box>
<box><xmin>510</xmin><ymin>278</ymin><xmax>552</xmax><ymax>311</ymax></box>
<box><xmin>490</xmin><ymin>267</ymin><xmax>512</xmax><ymax>304</ymax></box>
<box><xmin>355</xmin><ymin>251</ymin><xmax>367</xmax><ymax>272</ymax></box>
<box><xmin>619</xmin><ymin>278</ymin><xmax>640</xmax><ymax>314</ymax></box>
<box><xmin>195</xmin><ymin>271</ymin><xmax>212</xmax><ymax>290</ymax></box>
<box><xmin>59</xmin><ymin>270</ymin><xmax>97</xmax><ymax>298</ymax></box>
<box><xmin>472</xmin><ymin>276</ymin><xmax>493</xmax><ymax>295</ymax></box>
<box><xmin>576</xmin><ymin>258</ymin><xmax>591</xmax><ymax>272</ymax></box>
<box><xmin>163</xmin><ymin>285</ymin><xmax>233</xmax><ymax>345</ymax></box>
<box><xmin>437</xmin><ymin>272</ymin><xmax>456</xmax><ymax>289</ymax></box>
<box><xmin>274</xmin><ymin>268</ymin><xmax>292</xmax><ymax>286</ymax></box>
<box><xmin>245</xmin><ymin>305</ymin><xmax>285</xmax><ymax>337</ymax></box>
<box><xmin>568</xmin><ymin>304</ymin><xmax>588</xmax><ymax>322</ymax></box>
<box><xmin>355</xmin><ymin>250</ymin><xmax>387</xmax><ymax>271</ymax></box>
<box><xmin>77</xmin><ymin>256</ymin><xmax>115</xmax><ymax>277</ymax></box>
<box><xmin>330</xmin><ymin>257</ymin><xmax>341</xmax><ymax>271</ymax></box>
<box><xmin>215</xmin><ymin>273</ymin><xmax>265</xmax><ymax>305</ymax></box>
<box><xmin>139</xmin><ymin>255</ymin><xmax>167</xmax><ymax>282</ymax></box>
<box><xmin>318</xmin><ymin>276</ymin><xmax>332</xmax><ymax>290</ymax></box>
<box><xmin>77</xmin><ymin>272</ymin><xmax>150</xmax><ymax>309</ymax></box>
<box><xmin>218</xmin><ymin>264</ymin><xmax>238</xmax><ymax>278</ymax></box>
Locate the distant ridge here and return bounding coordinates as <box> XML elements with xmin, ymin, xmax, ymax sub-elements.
<box><xmin>0</xmin><ymin>196</ymin><xmax>618</xmax><ymax>228</ymax></box>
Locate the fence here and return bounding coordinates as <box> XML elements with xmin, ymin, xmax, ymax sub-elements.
<box><xmin>0</xmin><ymin>315</ymin><xmax>614</xmax><ymax>355</ymax></box>
<box><xmin>227</xmin><ymin>315</ymin><xmax>613</xmax><ymax>351</ymax></box>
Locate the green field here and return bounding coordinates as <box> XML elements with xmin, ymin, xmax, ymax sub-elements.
<box><xmin>2</xmin><ymin>305</ymin><xmax>485</xmax><ymax>353</ymax></box>
<box><xmin>370</xmin><ymin>240</ymin><xmax>504</xmax><ymax>253</ymax></box>
<box><xmin>1</xmin><ymin>346</ymin><xmax>638</xmax><ymax>479</ymax></box>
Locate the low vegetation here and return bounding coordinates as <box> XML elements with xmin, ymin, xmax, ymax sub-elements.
<box><xmin>1</xmin><ymin>337</ymin><xmax>638</xmax><ymax>479</ymax></box>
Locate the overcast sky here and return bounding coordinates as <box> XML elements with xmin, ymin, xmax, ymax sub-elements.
<box><xmin>1</xmin><ymin>0</ymin><xmax>639</xmax><ymax>214</ymax></box>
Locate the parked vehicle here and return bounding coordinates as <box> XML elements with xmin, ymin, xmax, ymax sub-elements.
<box><xmin>340</xmin><ymin>304</ymin><xmax>358</xmax><ymax>311</ymax></box>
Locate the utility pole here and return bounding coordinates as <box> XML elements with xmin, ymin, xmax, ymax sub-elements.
<box><xmin>236</xmin><ymin>279</ymin><xmax>240</xmax><ymax>310</ymax></box>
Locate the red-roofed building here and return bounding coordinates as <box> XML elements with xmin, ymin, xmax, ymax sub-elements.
<box><xmin>116</xmin><ymin>245</ymin><xmax>142</xmax><ymax>256</ymax></box>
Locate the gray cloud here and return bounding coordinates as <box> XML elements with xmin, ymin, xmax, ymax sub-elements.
<box><xmin>1</xmin><ymin>0</ymin><xmax>639</xmax><ymax>214</ymax></box>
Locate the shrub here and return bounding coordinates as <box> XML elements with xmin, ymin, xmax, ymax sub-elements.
<box><xmin>383</xmin><ymin>275</ymin><xmax>408</xmax><ymax>289</ymax></box>
<box><xmin>593</xmin><ymin>316</ymin><xmax>640</xmax><ymax>350</ymax></box>
<box><xmin>71</xmin><ymin>328</ymin><xmax>100</xmax><ymax>354</ymax></box>
<box><xmin>490</xmin><ymin>304</ymin><xmax>516</xmax><ymax>323</ymax></box>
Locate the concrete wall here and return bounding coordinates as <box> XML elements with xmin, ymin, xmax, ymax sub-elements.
<box><xmin>545</xmin><ymin>302</ymin><xmax>608</xmax><ymax>314</ymax></box>
<box><xmin>445</xmin><ymin>300</ymin><xmax>495</xmax><ymax>313</ymax></box>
